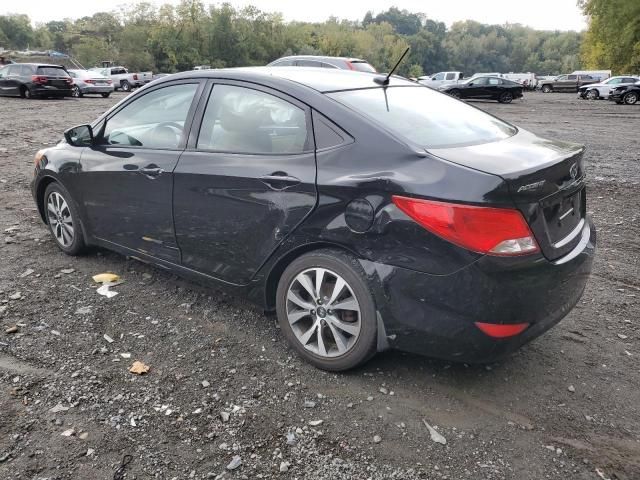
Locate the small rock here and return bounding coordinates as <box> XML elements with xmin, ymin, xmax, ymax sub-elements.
<box><xmin>286</xmin><ymin>432</ymin><xmax>296</xmax><ymax>445</ymax></box>
<box><xmin>86</xmin><ymin>448</ymin><xmax>95</xmax><ymax>456</ymax></box>
<box><xmin>75</xmin><ymin>306</ymin><xmax>92</xmax><ymax>315</ymax></box>
<box><xmin>373</xmin><ymin>435</ymin><xmax>382</xmax><ymax>443</ymax></box>
<box><xmin>422</xmin><ymin>419</ymin><xmax>446</xmax><ymax>445</ymax></box>
<box><xmin>226</xmin><ymin>455</ymin><xmax>242</xmax><ymax>470</ymax></box>
<box><xmin>346</xmin><ymin>402</ymin><xmax>354</xmax><ymax>408</ymax></box>
<box><xmin>120</xmin><ymin>353</ymin><xmax>131</xmax><ymax>359</ymax></box>
<box><xmin>308</xmin><ymin>419</ymin><xmax>323</xmax><ymax>427</ymax></box>
<box><xmin>60</xmin><ymin>268</ymin><xmax>75</xmax><ymax>274</ymax></box>
<box><xmin>366</xmin><ymin>396</ymin><xmax>373</xmax><ymax>401</ymax></box>
<box><xmin>61</xmin><ymin>428</ymin><xmax>75</xmax><ymax>437</ymax></box>
<box><xmin>617</xmin><ymin>334</ymin><xmax>628</xmax><ymax>340</ymax></box>
<box><xmin>79</xmin><ymin>432</ymin><xmax>89</xmax><ymax>440</ymax></box>
<box><xmin>202</xmin><ymin>380</ymin><xmax>210</xmax><ymax>388</ymax></box>
<box><xmin>9</xmin><ymin>292</ymin><xmax>22</xmax><ymax>300</ymax></box>
<box><xmin>304</xmin><ymin>400</ymin><xmax>316</xmax><ymax>408</ymax></box>
<box><xmin>279</xmin><ymin>461</ymin><xmax>290</xmax><ymax>473</ymax></box>
<box><xmin>220</xmin><ymin>411</ymin><xmax>230</xmax><ymax>422</ymax></box>
<box><xmin>379</xmin><ymin>387</ymin><xmax>388</xmax><ymax>395</ymax></box>
<box><xmin>49</xmin><ymin>403</ymin><xmax>69</xmax><ymax>413</ymax></box>
<box><xmin>5</xmin><ymin>325</ymin><xmax>18</xmax><ymax>334</ymax></box>
<box><xmin>103</xmin><ymin>334</ymin><xmax>114</xmax><ymax>343</ymax></box>
<box><xmin>19</xmin><ymin>268</ymin><xmax>34</xmax><ymax>278</ymax></box>
<box><xmin>568</xmin><ymin>385</ymin><xmax>575</xmax><ymax>393</ymax></box>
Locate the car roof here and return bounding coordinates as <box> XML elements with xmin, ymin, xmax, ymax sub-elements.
<box><xmin>7</xmin><ymin>63</ymin><xmax>64</xmax><ymax>67</ymax></box>
<box><xmin>275</xmin><ymin>55</ymin><xmax>369</xmax><ymax>63</ymax></box>
<box><xmin>168</xmin><ymin>66</ymin><xmax>413</xmax><ymax>93</ymax></box>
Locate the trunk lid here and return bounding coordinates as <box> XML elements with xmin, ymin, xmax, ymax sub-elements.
<box><xmin>429</xmin><ymin>129</ymin><xmax>586</xmax><ymax>260</ymax></box>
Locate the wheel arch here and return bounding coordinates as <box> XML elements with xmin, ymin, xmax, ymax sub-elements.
<box><xmin>262</xmin><ymin>241</ymin><xmax>360</xmax><ymax>312</ymax></box>
<box><xmin>35</xmin><ymin>175</ymin><xmax>58</xmax><ymax>224</ymax></box>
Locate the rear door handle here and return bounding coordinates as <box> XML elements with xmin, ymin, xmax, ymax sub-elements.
<box><xmin>259</xmin><ymin>174</ymin><xmax>301</xmax><ymax>191</ymax></box>
<box><xmin>139</xmin><ymin>167</ymin><xmax>164</xmax><ymax>178</ymax></box>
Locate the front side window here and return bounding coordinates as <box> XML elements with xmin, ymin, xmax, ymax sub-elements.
<box><xmin>7</xmin><ymin>65</ymin><xmax>19</xmax><ymax>75</ymax></box>
<box><xmin>0</xmin><ymin>66</ymin><xmax>8</xmax><ymax>77</ymax></box>
<box><xmin>329</xmin><ymin>86</ymin><xmax>516</xmax><ymax>149</ymax></box>
<box><xmin>102</xmin><ymin>83</ymin><xmax>198</xmax><ymax>149</ymax></box>
<box><xmin>556</xmin><ymin>75</ymin><xmax>567</xmax><ymax>81</ymax></box>
<box><xmin>197</xmin><ymin>84</ymin><xmax>308</xmax><ymax>154</ymax></box>
<box><xmin>433</xmin><ymin>73</ymin><xmax>445</xmax><ymax>81</ymax></box>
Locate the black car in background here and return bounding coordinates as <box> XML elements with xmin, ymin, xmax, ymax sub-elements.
<box><xmin>268</xmin><ymin>55</ymin><xmax>377</xmax><ymax>72</ymax></box>
<box><xmin>0</xmin><ymin>63</ymin><xmax>73</xmax><ymax>99</ymax></box>
<box><xmin>31</xmin><ymin>67</ymin><xmax>594</xmax><ymax>371</ymax></box>
<box><xmin>609</xmin><ymin>82</ymin><xmax>640</xmax><ymax>105</ymax></box>
<box><xmin>440</xmin><ymin>76</ymin><xmax>524</xmax><ymax>103</ymax></box>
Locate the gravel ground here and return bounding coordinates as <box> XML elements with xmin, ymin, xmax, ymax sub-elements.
<box><xmin>0</xmin><ymin>91</ymin><xmax>638</xmax><ymax>480</ymax></box>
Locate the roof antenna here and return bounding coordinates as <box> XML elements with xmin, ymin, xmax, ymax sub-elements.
<box><xmin>374</xmin><ymin>47</ymin><xmax>410</xmax><ymax>86</ymax></box>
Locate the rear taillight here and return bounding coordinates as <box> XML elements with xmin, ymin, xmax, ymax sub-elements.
<box><xmin>106</xmin><ymin>79</ymin><xmax>112</xmax><ymax>84</ymax></box>
<box><xmin>391</xmin><ymin>196</ymin><xmax>539</xmax><ymax>256</ymax></box>
<box><xmin>85</xmin><ymin>79</ymin><xmax>94</xmax><ymax>84</ymax></box>
<box><xmin>344</xmin><ymin>61</ymin><xmax>355</xmax><ymax>71</ymax></box>
<box><xmin>65</xmin><ymin>77</ymin><xmax>73</xmax><ymax>84</ymax></box>
<box><xmin>31</xmin><ymin>75</ymin><xmax>48</xmax><ymax>85</ymax></box>
<box><xmin>133</xmin><ymin>74</ymin><xmax>138</xmax><ymax>80</ymax></box>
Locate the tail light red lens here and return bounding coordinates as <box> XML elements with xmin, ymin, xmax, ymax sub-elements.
<box><xmin>391</xmin><ymin>196</ymin><xmax>539</xmax><ymax>256</ymax></box>
<box><xmin>475</xmin><ymin>322</ymin><xmax>529</xmax><ymax>338</ymax></box>
<box><xmin>65</xmin><ymin>77</ymin><xmax>72</xmax><ymax>84</ymax></box>
<box><xmin>31</xmin><ymin>75</ymin><xmax>48</xmax><ymax>85</ymax></box>
<box><xmin>85</xmin><ymin>79</ymin><xmax>95</xmax><ymax>84</ymax></box>
<box><xmin>133</xmin><ymin>74</ymin><xmax>138</xmax><ymax>80</ymax></box>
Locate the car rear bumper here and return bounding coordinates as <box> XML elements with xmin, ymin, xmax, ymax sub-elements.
<box><xmin>81</xmin><ymin>86</ymin><xmax>114</xmax><ymax>94</ymax></box>
<box><xmin>33</xmin><ymin>86</ymin><xmax>72</xmax><ymax>97</ymax></box>
<box><xmin>363</xmin><ymin>217</ymin><xmax>596</xmax><ymax>363</ymax></box>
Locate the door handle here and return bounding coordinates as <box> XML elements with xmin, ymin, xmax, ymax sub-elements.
<box><xmin>259</xmin><ymin>173</ymin><xmax>301</xmax><ymax>191</ymax></box>
<box><xmin>139</xmin><ymin>167</ymin><xmax>164</xmax><ymax>178</ymax></box>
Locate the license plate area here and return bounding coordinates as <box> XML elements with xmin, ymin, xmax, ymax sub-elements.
<box><xmin>540</xmin><ymin>187</ymin><xmax>584</xmax><ymax>244</ymax></box>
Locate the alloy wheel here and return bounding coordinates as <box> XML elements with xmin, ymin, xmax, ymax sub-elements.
<box><xmin>286</xmin><ymin>267</ymin><xmax>361</xmax><ymax>358</ymax></box>
<box><xmin>624</xmin><ymin>92</ymin><xmax>638</xmax><ymax>105</ymax></box>
<box><xmin>586</xmin><ymin>89</ymin><xmax>598</xmax><ymax>100</ymax></box>
<box><xmin>46</xmin><ymin>191</ymin><xmax>74</xmax><ymax>247</ymax></box>
<box><xmin>72</xmin><ymin>86</ymin><xmax>80</xmax><ymax>98</ymax></box>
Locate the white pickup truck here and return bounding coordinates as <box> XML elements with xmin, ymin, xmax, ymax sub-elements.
<box><xmin>90</xmin><ymin>66</ymin><xmax>150</xmax><ymax>92</ymax></box>
<box><xmin>418</xmin><ymin>71</ymin><xmax>464</xmax><ymax>88</ymax></box>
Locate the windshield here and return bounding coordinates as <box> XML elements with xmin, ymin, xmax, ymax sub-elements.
<box><xmin>328</xmin><ymin>86</ymin><xmax>517</xmax><ymax>149</ymax></box>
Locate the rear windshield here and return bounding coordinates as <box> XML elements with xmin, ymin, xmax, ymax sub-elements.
<box><xmin>350</xmin><ymin>61</ymin><xmax>376</xmax><ymax>73</ymax></box>
<box><xmin>328</xmin><ymin>86</ymin><xmax>517</xmax><ymax>149</ymax></box>
<box><xmin>37</xmin><ymin>67</ymin><xmax>69</xmax><ymax>77</ymax></box>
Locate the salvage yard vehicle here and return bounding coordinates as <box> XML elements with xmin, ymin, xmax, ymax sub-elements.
<box><xmin>440</xmin><ymin>76</ymin><xmax>523</xmax><ymax>103</ymax></box>
<box><xmin>31</xmin><ymin>67</ymin><xmax>595</xmax><ymax>371</ymax></box>
<box><xmin>91</xmin><ymin>66</ymin><xmax>143</xmax><ymax>92</ymax></box>
<box><xmin>268</xmin><ymin>55</ymin><xmax>377</xmax><ymax>72</ymax></box>
<box><xmin>68</xmin><ymin>69</ymin><xmax>114</xmax><ymax>98</ymax></box>
<box><xmin>0</xmin><ymin>63</ymin><xmax>73</xmax><ymax>98</ymax></box>
<box><xmin>578</xmin><ymin>76</ymin><xmax>639</xmax><ymax>100</ymax></box>
<box><xmin>539</xmin><ymin>74</ymin><xmax>598</xmax><ymax>93</ymax></box>
<box><xmin>417</xmin><ymin>71</ymin><xmax>464</xmax><ymax>88</ymax></box>
<box><xmin>609</xmin><ymin>82</ymin><xmax>640</xmax><ymax>104</ymax></box>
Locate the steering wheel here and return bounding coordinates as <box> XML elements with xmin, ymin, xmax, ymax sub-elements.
<box><xmin>149</xmin><ymin>121</ymin><xmax>184</xmax><ymax>148</ymax></box>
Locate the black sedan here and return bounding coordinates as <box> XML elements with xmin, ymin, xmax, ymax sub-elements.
<box><xmin>0</xmin><ymin>63</ymin><xmax>73</xmax><ymax>98</ymax></box>
<box><xmin>440</xmin><ymin>76</ymin><xmax>524</xmax><ymax>103</ymax></box>
<box><xmin>31</xmin><ymin>68</ymin><xmax>595</xmax><ymax>371</ymax></box>
<box><xmin>609</xmin><ymin>82</ymin><xmax>640</xmax><ymax>104</ymax></box>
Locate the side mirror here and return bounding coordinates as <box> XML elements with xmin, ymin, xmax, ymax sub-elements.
<box><xmin>468</xmin><ymin>82</ymin><xmax>474</xmax><ymax>86</ymax></box>
<box><xmin>64</xmin><ymin>124</ymin><xmax>94</xmax><ymax>147</ymax></box>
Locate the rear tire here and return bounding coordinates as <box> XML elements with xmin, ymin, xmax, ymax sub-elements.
<box><xmin>498</xmin><ymin>91</ymin><xmax>514</xmax><ymax>103</ymax></box>
<box><xmin>276</xmin><ymin>250</ymin><xmax>378</xmax><ymax>371</ymax></box>
<box><xmin>44</xmin><ymin>183</ymin><xmax>86</xmax><ymax>256</ymax></box>
<box><xmin>623</xmin><ymin>91</ymin><xmax>638</xmax><ymax>105</ymax></box>
<box><xmin>448</xmin><ymin>89</ymin><xmax>461</xmax><ymax>99</ymax></box>
<box><xmin>22</xmin><ymin>86</ymin><xmax>32</xmax><ymax>99</ymax></box>
<box><xmin>72</xmin><ymin>85</ymin><xmax>82</xmax><ymax>98</ymax></box>
<box><xmin>101</xmin><ymin>92</ymin><xmax>111</xmax><ymax>98</ymax></box>
<box><xmin>120</xmin><ymin>80</ymin><xmax>131</xmax><ymax>92</ymax></box>
<box><xmin>541</xmin><ymin>85</ymin><xmax>552</xmax><ymax>93</ymax></box>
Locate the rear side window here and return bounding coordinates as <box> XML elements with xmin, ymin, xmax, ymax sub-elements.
<box><xmin>37</xmin><ymin>67</ymin><xmax>68</xmax><ymax>76</ymax></box>
<box><xmin>272</xmin><ymin>60</ymin><xmax>294</xmax><ymax>66</ymax></box>
<box><xmin>329</xmin><ymin>86</ymin><xmax>516</xmax><ymax>149</ymax></box>
<box><xmin>312</xmin><ymin>111</ymin><xmax>349</xmax><ymax>150</ymax></box>
<box><xmin>296</xmin><ymin>60</ymin><xmax>323</xmax><ymax>68</ymax></box>
<box><xmin>21</xmin><ymin>65</ymin><xmax>34</xmax><ymax>76</ymax></box>
<box><xmin>197</xmin><ymin>84</ymin><xmax>309</xmax><ymax>154</ymax></box>
<box><xmin>349</xmin><ymin>61</ymin><xmax>376</xmax><ymax>73</ymax></box>
<box><xmin>445</xmin><ymin>73</ymin><xmax>456</xmax><ymax>80</ymax></box>
<box><xmin>7</xmin><ymin>65</ymin><xmax>20</xmax><ymax>75</ymax></box>
<box><xmin>568</xmin><ymin>75</ymin><xmax>577</xmax><ymax>80</ymax></box>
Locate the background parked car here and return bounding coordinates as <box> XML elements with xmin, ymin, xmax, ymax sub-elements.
<box><xmin>539</xmin><ymin>74</ymin><xmax>597</xmax><ymax>93</ymax></box>
<box><xmin>503</xmin><ymin>73</ymin><xmax>538</xmax><ymax>90</ymax></box>
<box><xmin>268</xmin><ymin>55</ymin><xmax>376</xmax><ymax>72</ymax></box>
<box><xmin>578</xmin><ymin>76</ymin><xmax>640</xmax><ymax>99</ymax></box>
<box><xmin>440</xmin><ymin>76</ymin><xmax>523</xmax><ymax>103</ymax></box>
<box><xmin>90</xmin><ymin>66</ymin><xmax>142</xmax><ymax>92</ymax></box>
<box><xmin>417</xmin><ymin>71</ymin><xmax>464</xmax><ymax>88</ymax></box>
<box><xmin>609</xmin><ymin>82</ymin><xmax>640</xmax><ymax>105</ymax></box>
<box><xmin>68</xmin><ymin>69</ymin><xmax>114</xmax><ymax>98</ymax></box>
<box><xmin>0</xmin><ymin>63</ymin><xmax>72</xmax><ymax>98</ymax></box>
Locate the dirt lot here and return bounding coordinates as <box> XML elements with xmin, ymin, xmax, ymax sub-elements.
<box><xmin>0</xmin><ymin>91</ymin><xmax>638</xmax><ymax>480</ymax></box>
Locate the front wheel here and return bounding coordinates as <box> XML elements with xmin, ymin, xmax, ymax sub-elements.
<box><xmin>276</xmin><ymin>250</ymin><xmax>378</xmax><ymax>371</ymax></box>
<box><xmin>586</xmin><ymin>89</ymin><xmax>599</xmax><ymax>100</ymax></box>
<box><xmin>499</xmin><ymin>91</ymin><xmax>514</xmax><ymax>103</ymax></box>
<box><xmin>44</xmin><ymin>183</ymin><xmax>86</xmax><ymax>255</ymax></box>
<box><xmin>623</xmin><ymin>91</ymin><xmax>638</xmax><ymax>105</ymax></box>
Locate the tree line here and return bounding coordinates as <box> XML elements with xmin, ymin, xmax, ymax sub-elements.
<box><xmin>0</xmin><ymin>2</ymin><xmax>634</xmax><ymax>76</ymax></box>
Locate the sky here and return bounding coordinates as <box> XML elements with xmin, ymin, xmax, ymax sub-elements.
<box><xmin>3</xmin><ymin>0</ymin><xmax>588</xmax><ymax>32</ymax></box>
